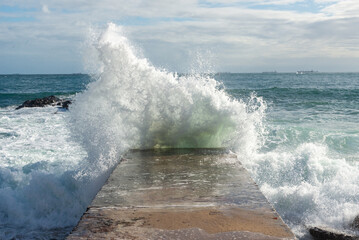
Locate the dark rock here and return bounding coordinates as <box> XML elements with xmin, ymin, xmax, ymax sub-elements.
<box><xmin>16</xmin><ymin>96</ymin><xmax>61</xmax><ymax>110</ymax></box>
<box><xmin>351</xmin><ymin>215</ymin><xmax>359</xmax><ymax>230</ymax></box>
<box><xmin>16</xmin><ymin>96</ymin><xmax>72</xmax><ymax>110</ymax></box>
<box><xmin>309</xmin><ymin>227</ymin><xmax>359</xmax><ymax>240</ymax></box>
<box><xmin>56</xmin><ymin>100</ymin><xmax>72</xmax><ymax>109</ymax></box>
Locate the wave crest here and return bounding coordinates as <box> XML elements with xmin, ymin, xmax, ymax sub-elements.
<box><xmin>71</xmin><ymin>23</ymin><xmax>266</xmax><ymax>157</ymax></box>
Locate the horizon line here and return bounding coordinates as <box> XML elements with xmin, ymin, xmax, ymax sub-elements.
<box><xmin>1</xmin><ymin>71</ymin><xmax>359</xmax><ymax>75</ymax></box>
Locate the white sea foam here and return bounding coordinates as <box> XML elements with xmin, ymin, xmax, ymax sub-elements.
<box><xmin>0</xmin><ymin>106</ymin><xmax>88</xmax><ymax>239</ymax></box>
<box><xmin>241</xmin><ymin>136</ymin><xmax>359</xmax><ymax>238</ymax></box>
<box><xmin>71</xmin><ymin>23</ymin><xmax>266</xmax><ymax>155</ymax></box>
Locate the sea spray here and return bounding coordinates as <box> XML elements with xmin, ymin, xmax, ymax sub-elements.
<box><xmin>71</xmin><ymin>23</ymin><xmax>266</xmax><ymax>153</ymax></box>
<box><xmin>237</xmin><ymin>106</ymin><xmax>359</xmax><ymax>238</ymax></box>
<box><xmin>0</xmin><ymin>23</ymin><xmax>265</xmax><ymax>239</ymax></box>
<box><xmin>244</xmin><ymin>142</ymin><xmax>359</xmax><ymax>238</ymax></box>
<box><xmin>0</xmin><ymin>107</ymin><xmax>88</xmax><ymax>239</ymax></box>
<box><xmin>67</xmin><ymin>22</ymin><xmax>268</xmax><ymax>232</ymax></box>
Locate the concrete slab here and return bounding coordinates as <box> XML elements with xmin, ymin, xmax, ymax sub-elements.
<box><xmin>67</xmin><ymin>149</ymin><xmax>296</xmax><ymax>239</ymax></box>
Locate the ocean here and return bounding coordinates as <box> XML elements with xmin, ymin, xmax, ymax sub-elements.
<box><xmin>1</xmin><ymin>24</ymin><xmax>359</xmax><ymax>239</ymax></box>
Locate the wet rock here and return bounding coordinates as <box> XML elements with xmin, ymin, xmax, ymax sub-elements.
<box><xmin>16</xmin><ymin>96</ymin><xmax>60</xmax><ymax>110</ymax></box>
<box><xmin>57</xmin><ymin>100</ymin><xmax>72</xmax><ymax>109</ymax></box>
<box><xmin>351</xmin><ymin>215</ymin><xmax>359</xmax><ymax>230</ymax></box>
<box><xmin>16</xmin><ymin>96</ymin><xmax>72</xmax><ymax>110</ymax></box>
<box><xmin>309</xmin><ymin>227</ymin><xmax>359</xmax><ymax>240</ymax></box>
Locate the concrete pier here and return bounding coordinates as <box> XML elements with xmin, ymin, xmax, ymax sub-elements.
<box><xmin>67</xmin><ymin>149</ymin><xmax>296</xmax><ymax>239</ymax></box>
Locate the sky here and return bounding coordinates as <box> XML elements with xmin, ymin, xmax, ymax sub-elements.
<box><xmin>0</xmin><ymin>0</ymin><xmax>358</xmax><ymax>73</ymax></box>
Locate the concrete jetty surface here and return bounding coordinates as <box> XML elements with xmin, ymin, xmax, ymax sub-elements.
<box><xmin>67</xmin><ymin>149</ymin><xmax>296</xmax><ymax>240</ymax></box>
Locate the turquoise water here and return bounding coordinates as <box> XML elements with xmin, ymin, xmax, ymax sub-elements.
<box><xmin>0</xmin><ymin>25</ymin><xmax>358</xmax><ymax>239</ymax></box>
<box><xmin>0</xmin><ymin>74</ymin><xmax>90</xmax><ymax>107</ymax></box>
<box><xmin>217</xmin><ymin>72</ymin><xmax>359</xmax><ymax>155</ymax></box>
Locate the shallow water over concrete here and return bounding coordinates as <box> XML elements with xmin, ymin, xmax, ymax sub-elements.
<box><xmin>67</xmin><ymin>149</ymin><xmax>296</xmax><ymax>239</ymax></box>
<box><xmin>92</xmin><ymin>149</ymin><xmax>268</xmax><ymax>209</ymax></box>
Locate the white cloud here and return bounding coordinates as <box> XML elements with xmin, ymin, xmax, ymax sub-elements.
<box><xmin>0</xmin><ymin>0</ymin><xmax>358</xmax><ymax>73</ymax></box>
<box><xmin>199</xmin><ymin>0</ymin><xmax>306</xmax><ymax>5</ymax></box>
<box><xmin>320</xmin><ymin>0</ymin><xmax>359</xmax><ymax>17</ymax></box>
<box><xmin>42</xmin><ymin>5</ymin><xmax>50</xmax><ymax>13</ymax></box>
<box><xmin>314</xmin><ymin>0</ymin><xmax>338</xmax><ymax>3</ymax></box>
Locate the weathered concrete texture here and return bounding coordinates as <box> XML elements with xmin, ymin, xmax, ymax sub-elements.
<box><xmin>67</xmin><ymin>149</ymin><xmax>296</xmax><ymax>240</ymax></box>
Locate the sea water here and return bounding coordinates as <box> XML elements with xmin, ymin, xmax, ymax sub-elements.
<box><xmin>0</xmin><ymin>24</ymin><xmax>358</xmax><ymax>239</ymax></box>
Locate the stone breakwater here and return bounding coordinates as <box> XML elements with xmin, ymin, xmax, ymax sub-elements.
<box><xmin>67</xmin><ymin>149</ymin><xmax>296</xmax><ymax>240</ymax></box>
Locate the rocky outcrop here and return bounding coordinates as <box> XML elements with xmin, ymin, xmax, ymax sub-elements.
<box><xmin>351</xmin><ymin>215</ymin><xmax>359</xmax><ymax>230</ymax></box>
<box><xmin>16</xmin><ymin>96</ymin><xmax>72</xmax><ymax>110</ymax></box>
<box><xmin>309</xmin><ymin>215</ymin><xmax>359</xmax><ymax>240</ymax></box>
<box><xmin>309</xmin><ymin>227</ymin><xmax>359</xmax><ymax>240</ymax></box>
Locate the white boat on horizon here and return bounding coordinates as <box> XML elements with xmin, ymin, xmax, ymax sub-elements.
<box><xmin>262</xmin><ymin>71</ymin><xmax>277</xmax><ymax>74</ymax></box>
<box><xmin>296</xmin><ymin>70</ymin><xmax>318</xmax><ymax>75</ymax></box>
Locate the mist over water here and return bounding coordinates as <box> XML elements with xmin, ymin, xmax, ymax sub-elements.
<box><xmin>0</xmin><ymin>23</ymin><xmax>358</xmax><ymax>240</ymax></box>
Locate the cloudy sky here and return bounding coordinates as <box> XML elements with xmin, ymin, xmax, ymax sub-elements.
<box><xmin>0</xmin><ymin>0</ymin><xmax>358</xmax><ymax>73</ymax></box>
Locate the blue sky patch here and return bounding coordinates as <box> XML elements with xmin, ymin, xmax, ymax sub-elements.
<box><xmin>0</xmin><ymin>5</ymin><xmax>36</xmax><ymax>13</ymax></box>
<box><xmin>198</xmin><ymin>0</ymin><xmax>333</xmax><ymax>13</ymax></box>
<box><xmin>198</xmin><ymin>1</ymin><xmax>230</xmax><ymax>8</ymax></box>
